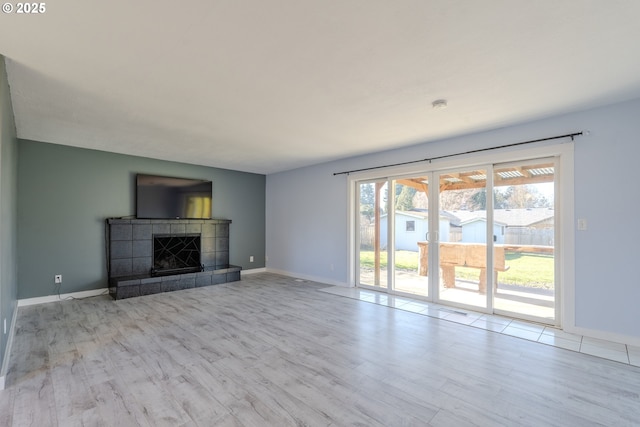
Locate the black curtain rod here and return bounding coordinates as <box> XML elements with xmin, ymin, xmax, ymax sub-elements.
<box><xmin>333</xmin><ymin>131</ymin><xmax>583</xmax><ymax>176</ymax></box>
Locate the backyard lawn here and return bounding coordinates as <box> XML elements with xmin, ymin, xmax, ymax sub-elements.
<box><xmin>359</xmin><ymin>250</ymin><xmax>554</xmax><ymax>289</ymax></box>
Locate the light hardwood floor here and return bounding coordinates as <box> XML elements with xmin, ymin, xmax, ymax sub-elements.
<box><xmin>1</xmin><ymin>272</ymin><xmax>639</xmax><ymax>426</ymax></box>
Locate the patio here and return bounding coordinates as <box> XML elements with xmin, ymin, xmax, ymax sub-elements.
<box><xmin>360</xmin><ymin>268</ymin><xmax>555</xmax><ymax>321</ymax></box>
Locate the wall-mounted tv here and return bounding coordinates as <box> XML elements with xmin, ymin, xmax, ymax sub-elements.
<box><xmin>136</xmin><ymin>174</ymin><xmax>212</xmax><ymax>219</ymax></box>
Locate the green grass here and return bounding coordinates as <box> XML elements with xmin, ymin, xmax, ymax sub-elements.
<box><xmin>358</xmin><ymin>250</ymin><xmax>418</xmax><ymax>271</ymax></box>
<box><xmin>359</xmin><ymin>250</ymin><xmax>554</xmax><ymax>289</ymax></box>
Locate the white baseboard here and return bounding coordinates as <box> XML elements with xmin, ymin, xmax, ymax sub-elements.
<box><xmin>265</xmin><ymin>268</ymin><xmax>349</xmax><ymax>287</ymax></box>
<box><xmin>0</xmin><ymin>300</ymin><xmax>19</xmax><ymax>390</ymax></box>
<box><xmin>241</xmin><ymin>267</ymin><xmax>267</xmax><ymax>275</ymax></box>
<box><xmin>18</xmin><ymin>288</ymin><xmax>109</xmax><ymax>307</ymax></box>
<box><xmin>565</xmin><ymin>324</ymin><xmax>640</xmax><ymax>348</ymax></box>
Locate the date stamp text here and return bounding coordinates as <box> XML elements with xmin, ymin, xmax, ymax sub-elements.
<box><xmin>2</xmin><ymin>3</ymin><xmax>46</xmax><ymax>14</ymax></box>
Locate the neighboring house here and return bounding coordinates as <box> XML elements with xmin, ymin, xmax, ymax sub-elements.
<box><xmin>380</xmin><ymin>211</ymin><xmax>449</xmax><ymax>251</ymax></box>
<box><xmin>458</xmin><ymin>217</ymin><xmax>507</xmax><ymax>244</ymax></box>
<box><xmin>446</xmin><ymin>208</ymin><xmax>555</xmax><ymax>245</ymax></box>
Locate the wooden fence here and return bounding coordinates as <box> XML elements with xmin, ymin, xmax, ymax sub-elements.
<box><xmin>505</xmin><ymin>228</ymin><xmax>554</xmax><ymax>246</ymax></box>
<box><xmin>360</xmin><ymin>225</ymin><xmax>375</xmax><ymax>249</ymax></box>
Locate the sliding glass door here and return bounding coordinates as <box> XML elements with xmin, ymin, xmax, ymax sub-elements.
<box><xmin>492</xmin><ymin>159</ymin><xmax>557</xmax><ymax>322</ymax></box>
<box><xmin>391</xmin><ymin>176</ymin><xmax>430</xmax><ymax>297</ymax></box>
<box><xmin>357</xmin><ymin>180</ymin><xmax>388</xmax><ymax>289</ymax></box>
<box><xmin>435</xmin><ymin>167</ymin><xmax>489</xmax><ymax>310</ymax></box>
<box><xmin>354</xmin><ymin>156</ymin><xmax>560</xmax><ymax>325</ymax></box>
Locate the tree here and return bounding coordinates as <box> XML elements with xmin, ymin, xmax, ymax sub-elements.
<box><xmin>470</xmin><ymin>189</ymin><xmax>486</xmax><ymax>210</ymax></box>
<box><xmin>502</xmin><ymin>185</ymin><xmax>551</xmax><ymax>209</ymax></box>
<box><xmin>440</xmin><ymin>188</ymin><xmax>481</xmax><ymax>210</ymax></box>
<box><xmin>359</xmin><ymin>183</ymin><xmax>375</xmax><ymax>221</ymax></box>
<box><xmin>412</xmin><ymin>190</ymin><xmax>428</xmax><ymax>209</ymax></box>
<box><xmin>360</xmin><ymin>183</ymin><xmax>375</xmax><ymax>205</ymax></box>
<box><xmin>395</xmin><ymin>186</ymin><xmax>416</xmax><ymax>211</ymax></box>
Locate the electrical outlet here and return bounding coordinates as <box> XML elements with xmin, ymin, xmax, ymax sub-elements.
<box><xmin>249</xmin><ymin>256</ymin><xmax>254</xmax><ymax>262</ymax></box>
<box><xmin>54</xmin><ymin>274</ymin><xmax>62</xmax><ymax>284</ymax></box>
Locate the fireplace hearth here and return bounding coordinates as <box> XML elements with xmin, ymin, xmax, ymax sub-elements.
<box><xmin>106</xmin><ymin>218</ymin><xmax>241</xmax><ymax>299</ymax></box>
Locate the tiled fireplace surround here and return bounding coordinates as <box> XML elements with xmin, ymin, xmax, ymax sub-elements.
<box><xmin>107</xmin><ymin>218</ymin><xmax>241</xmax><ymax>299</ymax></box>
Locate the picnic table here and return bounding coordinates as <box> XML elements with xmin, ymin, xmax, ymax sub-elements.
<box><xmin>417</xmin><ymin>242</ymin><xmax>508</xmax><ymax>293</ymax></box>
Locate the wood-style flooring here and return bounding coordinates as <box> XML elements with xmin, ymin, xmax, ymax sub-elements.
<box><xmin>1</xmin><ymin>272</ymin><xmax>639</xmax><ymax>426</ymax></box>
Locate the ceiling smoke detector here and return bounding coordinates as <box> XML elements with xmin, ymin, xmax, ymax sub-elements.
<box><xmin>432</xmin><ymin>99</ymin><xmax>448</xmax><ymax>110</ymax></box>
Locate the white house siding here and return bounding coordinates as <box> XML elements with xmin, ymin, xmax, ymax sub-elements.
<box><xmin>381</xmin><ymin>212</ymin><xmax>449</xmax><ymax>251</ymax></box>
<box><xmin>461</xmin><ymin>219</ymin><xmax>505</xmax><ymax>244</ymax></box>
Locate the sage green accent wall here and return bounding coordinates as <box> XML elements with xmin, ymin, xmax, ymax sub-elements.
<box><xmin>0</xmin><ymin>56</ymin><xmax>18</xmax><ymax>375</ymax></box>
<box><xmin>17</xmin><ymin>140</ymin><xmax>265</xmax><ymax>299</ymax></box>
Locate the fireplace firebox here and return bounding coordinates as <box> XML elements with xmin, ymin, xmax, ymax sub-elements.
<box><xmin>152</xmin><ymin>234</ymin><xmax>203</xmax><ymax>276</ymax></box>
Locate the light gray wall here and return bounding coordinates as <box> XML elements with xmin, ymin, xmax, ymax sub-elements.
<box><xmin>18</xmin><ymin>140</ymin><xmax>265</xmax><ymax>299</ymax></box>
<box><xmin>266</xmin><ymin>97</ymin><xmax>640</xmax><ymax>340</ymax></box>
<box><xmin>267</xmin><ymin>164</ymin><xmax>349</xmax><ymax>283</ymax></box>
<box><xmin>0</xmin><ymin>56</ymin><xmax>18</xmax><ymax>374</ymax></box>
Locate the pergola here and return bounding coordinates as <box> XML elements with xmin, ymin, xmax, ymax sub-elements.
<box><xmin>369</xmin><ymin>162</ymin><xmax>555</xmax><ymax>283</ymax></box>
<box><xmin>396</xmin><ymin>162</ymin><xmax>555</xmax><ymax>193</ymax></box>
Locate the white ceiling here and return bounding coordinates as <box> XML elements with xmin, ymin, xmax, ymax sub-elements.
<box><xmin>2</xmin><ymin>1</ymin><xmax>640</xmax><ymax>174</ymax></box>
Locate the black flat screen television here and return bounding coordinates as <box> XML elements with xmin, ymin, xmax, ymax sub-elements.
<box><xmin>136</xmin><ymin>174</ymin><xmax>212</xmax><ymax>219</ymax></box>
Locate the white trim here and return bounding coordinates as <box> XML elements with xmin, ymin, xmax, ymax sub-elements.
<box><xmin>266</xmin><ymin>268</ymin><xmax>350</xmax><ymax>287</ymax></box>
<box><xmin>558</xmin><ymin>144</ymin><xmax>575</xmax><ymax>333</ymax></box>
<box><xmin>387</xmin><ymin>183</ymin><xmax>395</xmax><ymax>292</ymax></box>
<box><xmin>347</xmin><ymin>140</ymin><xmax>575</xmax><ymax>330</ymax></box>
<box><xmin>566</xmin><ymin>325</ymin><xmax>640</xmax><ymax>348</ymax></box>
<box><xmin>0</xmin><ymin>299</ymin><xmax>18</xmax><ymax>390</ymax></box>
<box><xmin>347</xmin><ymin>179</ymin><xmax>357</xmax><ymax>286</ymax></box>
<box><xmin>486</xmin><ymin>164</ymin><xmax>495</xmax><ymax>311</ymax></box>
<box><xmin>17</xmin><ymin>288</ymin><xmax>109</xmax><ymax>307</ymax></box>
<box><xmin>241</xmin><ymin>267</ymin><xmax>267</xmax><ymax>275</ymax></box>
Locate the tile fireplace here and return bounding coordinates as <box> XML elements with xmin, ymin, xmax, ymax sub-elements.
<box><xmin>106</xmin><ymin>218</ymin><xmax>241</xmax><ymax>299</ymax></box>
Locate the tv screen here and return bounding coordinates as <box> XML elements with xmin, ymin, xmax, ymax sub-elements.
<box><xmin>136</xmin><ymin>174</ymin><xmax>212</xmax><ymax>219</ymax></box>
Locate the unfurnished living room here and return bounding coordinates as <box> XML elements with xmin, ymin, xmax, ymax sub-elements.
<box><xmin>1</xmin><ymin>1</ymin><xmax>640</xmax><ymax>426</ymax></box>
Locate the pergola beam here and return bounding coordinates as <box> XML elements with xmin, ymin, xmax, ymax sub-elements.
<box><xmin>397</xmin><ymin>171</ymin><xmax>554</xmax><ymax>193</ymax></box>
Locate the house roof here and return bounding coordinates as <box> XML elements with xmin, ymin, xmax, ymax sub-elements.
<box><xmin>381</xmin><ymin>211</ymin><xmax>449</xmax><ymax>221</ymax></box>
<box><xmin>2</xmin><ymin>2</ymin><xmax>640</xmax><ymax>174</ymax></box>
<box><xmin>395</xmin><ymin>211</ymin><xmax>429</xmax><ymax>220</ymax></box>
<box><xmin>380</xmin><ymin>211</ymin><xmax>427</xmax><ymax>220</ymax></box>
<box><xmin>458</xmin><ymin>216</ymin><xmax>508</xmax><ymax>227</ymax></box>
<box><xmin>448</xmin><ymin>208</ymin><xmax>554</xmax><ymax>227</ymax></box>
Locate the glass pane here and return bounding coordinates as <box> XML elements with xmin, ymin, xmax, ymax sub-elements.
<box><xmin>392</xmin><ymin>177</ymin><xmax>429</xmax><ymax>297</ymax></box>
<box><xmin>358</xmin><ymin>181</ymin><xmax>388</xmax><ymax>289</ymax></box>
<box><xmin>437</xmin><ymin>169</ymin><xmax>488</xmax><ymax>309</ymax></box>
<box><xmin>493</xmin><ymin>161</ymin><xmax>555</xmax><ymax>322</ymax></box>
